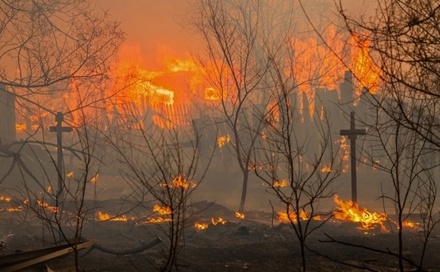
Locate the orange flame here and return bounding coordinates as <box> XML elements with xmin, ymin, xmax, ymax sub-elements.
<box><xmin>0</xmin><ymin>196</ymin><xmax>11</xmax><ymax>203</ymax></box>
<box><xmin>235</xmin><ymin>212</ymin><xmax>245</xmax><ymax>220</ymax></box>
<box><xmin>96</xmin><ymin>211</ymin><xmax>128</xmax><ymax>222</ymax></box>
<box><xmin>90</xmin><ymin>174</ymin><xmax>99</xmax><ymax>184</ymax></box>
<box><xmin>277</xmin><ymin>210</ymin><xmax>309</xmax><ymax>223</ymax></box>
<box><xmin>194</xmin><ymin>222</ymin><xmax>209</xmax><ymax>230</ymax></box>
<box><xmin>66</xmin><ymin>171</ymin><xmax>74</xmax><ymax>178</ymax></box>
<box><xmin>321</xmin><ymin>165</ymin><xmax>332</xmax><ymax>173</ymax></box>
<box><xmin>272</xmin><ymin>179</ymin><xmax>287</xmax><ymax>188</ymax></box>
<box><xmin>351</xmin><ymin>35</ymin><xmax>381</xmax><ymax>94</ymax></box>
<box><xmin>153</xmin><ymin>204</ymin><xmax>172</xmax><ymax>215</ymax></box>
<box><xmin>160</xmin><ymin>175</ymin><xmax>196</xmax><ymax>190</ymax></box>
<box><xmin>145</xmin><ymin>217</ymin><xmax>172</xmax><ymax>224</ymax></box>
<box><xmin>333</xmin><ymin>195</ymin><xmax>388</xmax><ymax>233</ymax></box>
<box><xmin>211</xmin><ymin>217</ymin><xmax>227</xmax><ymax>225</ymax></box>
<box><xmin>205</xmin><ymin>87</ymin><xmax>222</xmax><ymax>101</ymax></box>
<box><xmin>217</xmin><ymin>134</ymin><xmax>231</xmax><ymax>148</ymax></box>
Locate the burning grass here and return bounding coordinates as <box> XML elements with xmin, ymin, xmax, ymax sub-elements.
<box><xmin>333</xmin><ymin>195</ymin><xmax>388</xmax><ymax>233</ymax></box>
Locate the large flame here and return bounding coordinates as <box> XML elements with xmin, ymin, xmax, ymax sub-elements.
<box><xmin>333</xmin><ymin>195</ymin><xmax>388</xmax><ymax>233</ymax></box>
<box><xmin>351</xmin><ymin>35</ymin><xmax>381</xmax><ymax>95</ymax></box>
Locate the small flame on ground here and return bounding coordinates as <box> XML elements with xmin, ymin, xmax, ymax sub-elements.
<box><xmin>0</xmin><ymin>196</ymin><xmax>11</xmax><ymax>202</ymax></box>
<box><xmin>96</xmin><ymin>211</ymin><xmax>128</xmax><ymax>222</ymax></box>
<box><xmin>194</xmin><ymin>222</ymin><xmax>209</xmax><ymax>230</ymax></box>
<box><xmin>272</xmin><ymin>179</ymin><xmax>287</xmax><ymax>188</ymax></box>
<box><xmin>211</xmin><ymin>217</ymin><xmax>227</xmax><ymax>225</ymax></box>
<box><xmin>321</xmin><ymin>165</ymin><xmax>332</xmax><ymax>173</ymax></box>
<box><xmin>160</xmin><ymin>175</ymin><xmax>196</xmax><ymax>190</ymax></box>
<box><xmin>37</xmin><ymin>200</ymin><xmax>59</xmax><ymax>213</ymax></box>
<box><xmin>66</xmin><ymin>171</ymin><xmax>74</xmax><ymax>178</ymax></box>
<box><xmin>277</xmin><ymin>210</ymin><xmax>309</xmax><ymax>223</ymax></box>
<box><xmin>235</xmin><ymin>212</ymin><xmax>245</xmax><ymax>220</ymax></box>
<box><xmin>7</xmin><ymin>207</ymin><xmax>23</xmax><ymax>212</ymax></box>
<box><xmin>401</xmin><ymin>220</ymin><xmax>420</xmax><ymax>230</ymax></box>
<box><xmin>153</xmin><ymin>204</ymin><xmax>172</xmax><ymax>215</ymax></box>
<box><xmin>333</xmin><ymin>195</ymin><xmax>388</xmax><ymax>233</ymax></box>
<box><xmin>144</xmin><ymin>217</ymin><xmax>172</xmax><ymax>224</ymax></box>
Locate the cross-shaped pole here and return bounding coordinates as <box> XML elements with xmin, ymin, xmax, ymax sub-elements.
<box><xmin>340</xmin><ymin>111</ymin><xmax>366</xmax><ymax>203</ymax></box>
<box><xmin>49</xmin><ymin>112</ymin><xmax>72</xmax><ymax>197</ymax></box>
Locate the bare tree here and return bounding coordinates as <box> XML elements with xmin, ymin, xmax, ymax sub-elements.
<box><xmin>104</xmin><ymin>102</ymin><xmax>214</xmax><ymax>271</ymax></box>
<box><xmin>0</xmin><ymin>0</ymin><xmax>123</xmax><ymax>270</ymax></box>
<box><xmin>251</xmin><ymin>51</ymin><xmax>343</xmax><ymax>271</ymax></box>
<box><xmin>193</xmin><ymin>0</ymin><xmax>301</xmax><ymax>213</ymax></box>
<box><xmin>348</xmin><ymin>91</ymin><xmax>440</xmax><ymax>271</ymax></box>
<box><xmin>338</xmin><ymin>0</ymin><xmax>440</xmax><ymax>149</ymax></box>
<box><xmin>329</xmin><ymin>1</ymin><xmax>440</xmax><ymax>270</ymax></box>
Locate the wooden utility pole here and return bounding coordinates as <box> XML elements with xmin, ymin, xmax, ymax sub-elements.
<box><xmin>340</xmin><ymin>111</ymin><xmax>366</xmax><ymax>203</ymax></box>
<box><xmin>49</xmin><ymin>112</ymin><xmax>72</xmax><ymax>197</ymax></box>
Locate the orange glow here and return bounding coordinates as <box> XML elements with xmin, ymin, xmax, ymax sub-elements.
<box><xmin>211</xmin><ymin>217</ymin><xmax>227</xmax><ymax>225</ymax></box>
<box><xmin>66</xmin><ymin>172</ymin><xmax>74</xmax><ymax>178</ymax></box>
<box><xmin>235</xmin><ymin>211</ymin><xmax>245</xmax><ymax>220</ymax></box>
<box><xmin>194</xmin><ymin>222</ymin><xmax>209</xmax><ymax>230</ymax></box>
<box><xmin>96</xmin><ymin>211</ymin><xmax>128</xmax><ymax>222</ymax></box>
<box><xmin>333</xmin><ymin>195</ymin><xmax>388</xmax><ymax>233</ymax></box>
<box><xmin>277</xmin><ymin>210</ymin><xmax>309</xmax><ymax>223</ymax></box>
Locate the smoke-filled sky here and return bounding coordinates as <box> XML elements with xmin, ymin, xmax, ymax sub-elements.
<box><xmin>94</xmin><ymin>0</ymin><xmax>374</xmax><ymax>69</ymax></box>
<box><xmin>95</xmin><ymin>0</ymin><xmax>198</xmax><ymax>68</ymax></box>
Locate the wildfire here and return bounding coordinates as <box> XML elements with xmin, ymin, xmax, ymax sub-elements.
<box><xmin>235</xmin><ymin>212</ymin><xmax>245</xmax><ymax>220</ymax></box>
<box><xmin>96</xmin><ymin>211</ymin><xmax>128</xmax><ymax>222</ymax></box>
<box><xmin>194</xmin><ymin>222</ymin><xmax>209</xmax><ymax>230</ymax></box>
<box><xmin>277</xmin><ymin>210</ymin><xmax>309</xmax><ymax>223</ymax></box>
<box><xmin>333</xmin><ymin>195</ymin><xmax>388</xmax><ymax>233</ymax></box>
<box><xmin>211</xmin><ymin>217</ymin><xmax>227</xmax><ymax>225</ymax></box>
<box><xmin>37</xmin><ymin>200</ymin><xmax>59</xmax><ymax>213</ymax></box>
<box><xmin>66</xmin><ymin>171</ymin><xmax>74</xmax><ymax>178</ymax></box>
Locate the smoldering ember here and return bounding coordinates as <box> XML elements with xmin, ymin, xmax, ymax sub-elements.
<box><xmin>0</xmin><ymin>0</ymin><xmax>440</xmax><ymax>271</ymax></box>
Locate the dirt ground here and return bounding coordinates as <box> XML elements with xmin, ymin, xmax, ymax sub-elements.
<box><xmin>0</xmin><ymin>200</ymin><xmax>439</xmax><ymax>272</ymax></box>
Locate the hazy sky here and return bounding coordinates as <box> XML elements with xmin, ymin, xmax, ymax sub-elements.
<box><xmin>93</xmin><ymin>0</ymin><xmax>373</xmax><ymax>69</ymax></box>
<box><xmin>95</xmin><ymin>0</ymin><xmax>198</xmax><ymax>68</ymax></box>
